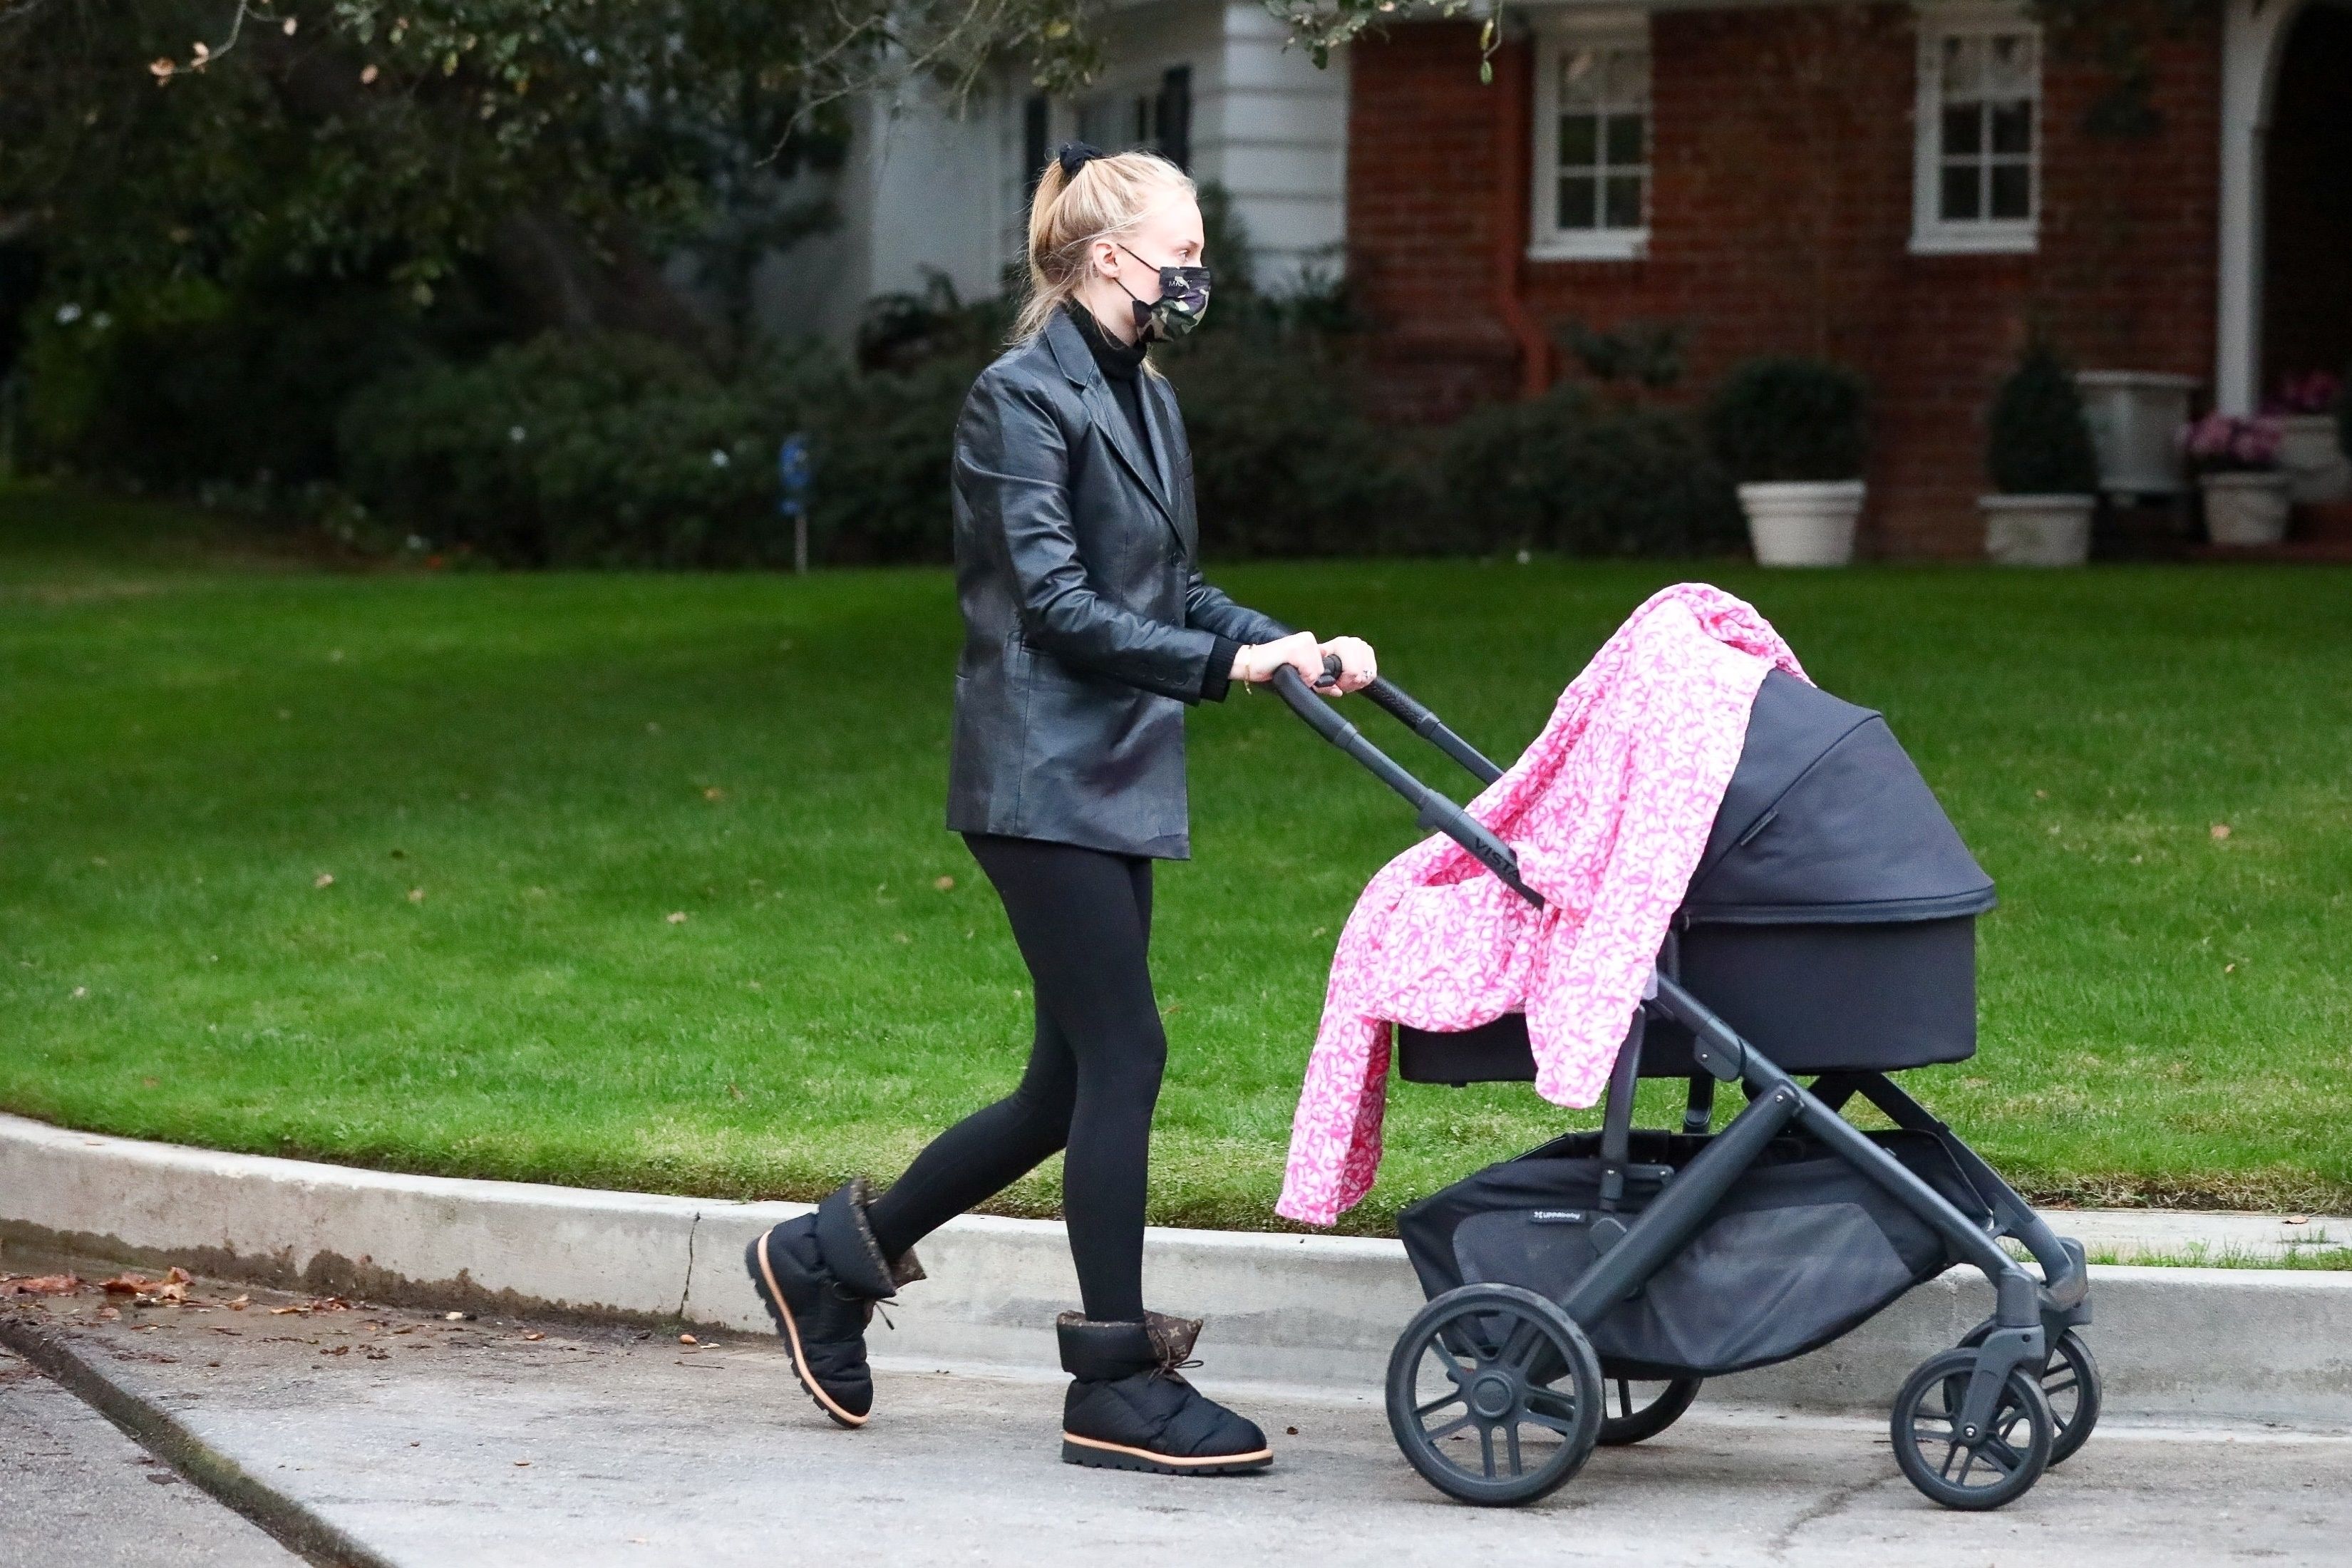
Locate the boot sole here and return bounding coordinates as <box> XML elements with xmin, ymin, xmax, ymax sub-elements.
<box><xmin>746</xmin><ymin>1228</ymin><xmax>867</xmax><ymax>1430</ymax></box>
<box><xmin>1061</xmin><ymin>1433</ymin><xmax>1274</xmax><ymax>1475</ymax></box>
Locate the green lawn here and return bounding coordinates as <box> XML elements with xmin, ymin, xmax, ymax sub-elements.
<box><xmin>4</xmin><ymin>483</ymin><xmax>2350</xmax><ymax>1232</ymax></box>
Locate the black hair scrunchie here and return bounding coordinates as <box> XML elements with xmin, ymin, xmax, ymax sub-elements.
<box><xmin>1056</xmin><ymin>141</ymin><xmax>1103</xmax><ymax>180</ymax></box>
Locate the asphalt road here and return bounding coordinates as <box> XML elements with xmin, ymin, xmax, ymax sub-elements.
<box><xmin>5</xmin><ymin>1276</ymin><xmax>2347</xmax><ymax>1567</ymax></box>
<box><xmin>0</xmin><ymin>1342</ymin><xmax>303</xmax><ymax>1566</ymax></box>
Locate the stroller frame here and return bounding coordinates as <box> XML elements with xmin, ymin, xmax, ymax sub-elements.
<box><xmin>1270</xmin><ymin>662</ymin><xmax>2093</xmax><ymax>1509</ymax></box>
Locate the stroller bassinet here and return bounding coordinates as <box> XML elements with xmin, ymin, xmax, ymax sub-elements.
<box><xmin>1271</xmin><ymin>655</ymin><xmax>2095</xmax><ymax>1513</ymax></box>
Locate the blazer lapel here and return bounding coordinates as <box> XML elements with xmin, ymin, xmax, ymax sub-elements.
<box><xmin>1142</xmin><ymin>377</ymin><xmax>1197</xmax><ymax>562</ymax></box>
<box><xmin>1044</xmin><ymin>309</ymin><xmax>1181</xmax><ymax>541</ymax></box>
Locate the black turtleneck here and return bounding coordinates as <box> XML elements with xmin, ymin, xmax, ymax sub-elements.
<box><xmin>1063</xmin><ymin>299</ymin><xmax>1241</xmax><ymax>703</ymax></box>
<box><xmin>1066</xmin><ymin>299</ymin><xmax>1152</xmax><ymax>457</ymax></box>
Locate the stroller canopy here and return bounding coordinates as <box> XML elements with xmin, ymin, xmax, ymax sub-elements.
<box><xmin>1678</xmin><ymin>670</ymin><xmax>1995</xmax><ymax>927</ymax></box>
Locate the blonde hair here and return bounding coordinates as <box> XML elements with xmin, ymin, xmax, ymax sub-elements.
<box><xmin>1013</xmin><ymin>149</ymin><xmax>1197</xmax><ymax>346</ymax></box>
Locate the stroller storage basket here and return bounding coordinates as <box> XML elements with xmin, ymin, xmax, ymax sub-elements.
<box><xmin>1398</xmin><ymin>1125</ymin><xmax>1994</xmax><ymax>1381</ymax></box>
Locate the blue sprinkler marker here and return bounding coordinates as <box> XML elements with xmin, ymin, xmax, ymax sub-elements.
<box><xmin>778</xmin><ymin>433</ymin><xmax>813</xmax><ymax>574</ymax></box>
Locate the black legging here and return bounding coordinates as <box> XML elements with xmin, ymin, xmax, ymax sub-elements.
<box><xmin>863</xmin><ymin>831</ymin><xmax>1165</xmax><ymax>1322</ymax></box>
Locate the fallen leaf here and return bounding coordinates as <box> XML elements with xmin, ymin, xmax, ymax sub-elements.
<box><xmin>521</xmin><ymin>1331</ymin><xmax>546</xmax><ymax>1341</ymax></box>
<box><xmin>2286</xmin><ymin>1215</ymin><xmax>2310</xmax><ymax>1225</ymax></box>
<box><xmin>314</xmin><ymin>872</ymin><xmax>335</xmax><ymax>889</ymax></box>
<box><xmin>2210</xmin><ymin>822</ymin><xmax>2232</xmax><ymax>840</ymax></box>
<box><xmin>321</xmin><ymin>1344</ymin><xmax>351</xmax><ymax>1356</ymax></box>
<box><xmin>665</xmin><ymin>911</ymin><xmax>688</xmax><ymax>924</ymax></box>
<box><xmin>408</xmin><ymin>887</ymin><xmax>425</xmax><ymax>902</ymax></box>
<box><xmin>98</xmin><ymin>1306</ymin><xmax>120</xmax><ymax>1321</ymax></box>
<box><xmin>515</xmin><ymin>1459</ymin><xmax>532</xmax><ymax>1467</ymax></box>
<box><xmin>678</xmin><ymin>1333</ymin><xmax>698</xmax><ymax>1346</ymax></box>
<box><xmin>933</xmin><ymin>875</ymin><xmax>954</xmax><ymax>892</ymax></box>
<box><xmin>228</xmin><ymin>1294</ymin><xmax>249</xmax><ymax>1309</ymax></box>
<box><xmin>4</xmin><ymin>1274</ymin><xmax>82</xmax><ymax>1296</ymax></box>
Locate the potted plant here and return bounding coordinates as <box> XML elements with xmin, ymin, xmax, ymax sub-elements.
<box><xmin>2180</xmin><ymin>411</ymin><xmax>2290</xmax><ymax>546</ymax></box>
<box><xmin>1980</xmin><ymin>341</ymin><xmax>2100</xmax><ymax>566</ymax></box>
<box><xmin>2267</xmin><ymin>369</ymin><xmax>2350</xmax><ymax>504</ymax></box>
<box><xmin>1706</xmin><ymin>356</ymin><xmax>1869</xmax><ymax>567</ymax></box>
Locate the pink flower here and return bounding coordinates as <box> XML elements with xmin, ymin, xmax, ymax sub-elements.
<box><xmin>2264</xmin><ymin>370</ymin><xmax>2343</xmax><ymax>417</ymax></box>
<box><xmin>2179</xmin><ymin>411</ymin><xmax>2284</xmax><ymax>474</ymax></box>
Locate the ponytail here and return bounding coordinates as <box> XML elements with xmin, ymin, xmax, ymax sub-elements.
<box><xmin>1012</xmin><ymin>147</ymin><xmax>1195</xmax><ymax>345</ymax></box>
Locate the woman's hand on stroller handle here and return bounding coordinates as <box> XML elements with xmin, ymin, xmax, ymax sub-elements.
<box><xmin>1317</xmin><ymin>636</ymin><xmax>1378</xmax><ymax>695</ymax></box>
<box><xmin>1232</xmin><ymin>631</ymin><xmax>1322</xmax><ymax>688</ymax></box>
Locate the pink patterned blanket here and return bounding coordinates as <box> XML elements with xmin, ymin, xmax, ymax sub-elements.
<box><xmin>1274</xmin><ymin>584</ymin><xmax>1808</xmax><ymax>1226</ymax></box>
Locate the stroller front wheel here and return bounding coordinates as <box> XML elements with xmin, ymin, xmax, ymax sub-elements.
<box><xmin>1385</xmin><ymin>1284</ymin><xmax>1604</xmax><ymax>1507</ymax></box>
<box><xmin>1890</xmin><ymin>1348</ymin><xmax>2054</xmax><ymax>1510</ymax></box>
<box><xmin>1961</xmin><ymin>1321</ymin><xmax>2101</xmax><ymax>1466</ymax></box>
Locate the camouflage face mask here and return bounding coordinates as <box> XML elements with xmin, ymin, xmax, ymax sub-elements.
<box><xmin>1115</xmin><ymin>244</ymin><xmax>1212</xmax><ymax>341</ymax></box>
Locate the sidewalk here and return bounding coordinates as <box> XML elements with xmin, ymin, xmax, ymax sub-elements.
<box><xmin>4</xmin><ymin>1261</ymin><xmax>2347</xmax><ymax>1568</ymax></box>
<box><xmin>5</xmin><ymin>1110</ymin><xmax>2350</xmax><ymax>1425</ymax></box>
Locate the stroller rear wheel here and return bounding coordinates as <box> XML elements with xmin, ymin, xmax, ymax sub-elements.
<box><xmin>1890</xmin><ymin>1348</ymin><xmax>2053</xmax><ymax>1510</ymax></box>
<box><xmin>1961</xmin><ymin>1321</ymin><xmax>2100</xmax><ymax>1465</ymax></box>
<box><xmin>1597</xmin><ymin>1376</ymin><xmax>1703</xmax><ymax>1446</ymax></box>
<box><xmin>1386</xmin><ymin>1284</ymin><xmax>1604</xmax><ymax>1507</ymax></box>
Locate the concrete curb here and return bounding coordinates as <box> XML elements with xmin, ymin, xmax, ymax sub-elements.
<box><xmin>0</xmin><ymin>1311</ymin><xmax>395</xmax><ymax>1568</ymax></box>
<box><xmin>5</xmin><ymin>1111</ymin><xmax>2349</xmax><ymax>1423</ymax></box>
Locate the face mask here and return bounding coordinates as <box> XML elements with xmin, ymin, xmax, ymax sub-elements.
<box><xmin>1115</xmin><ymin>243</ymin><xmax>1212</xmax><ymax>341</ymax></box>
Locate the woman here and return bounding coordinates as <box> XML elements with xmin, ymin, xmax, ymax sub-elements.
<box><xmin>744</xmin><ymin>142</ymin><xmax>1377</xmax><ymax>1477</ymax></box>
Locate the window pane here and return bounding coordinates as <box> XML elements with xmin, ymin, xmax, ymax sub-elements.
<box><xmin>1604</xmin><ymin>113</ymin><xmax>1644</xmax><ymax>166</ymax></box>
<box><xmin>1984</xmin><ymin>33</ymin><xmax>2037</xmax><ymax>97</ymax></box>
<box><xmin>1558</xmin><ymin>174</ymin><xmax>1599</xmax><ymax>229</ymax></box>
<box><xmin>1942</xmin><ymin>104</ymin><xmax>1982</xmax><ymax>157</ymax></box>
<box><xmin>1604</xmin><ymin>174</ymin><xmax>1644</xmax><ymax>229</ymax></box>
<box><xmin>1606</xmin><ymin>46</ymin><xmax>1651</xmax><ymax>108</ymax></box>
<box><xmin>1940</xmin><ymin>34</ymin><xmax>1983</xmax><ymax>96</ymax></box>
<box><xmin>1989</xmin><ymin>100</ymin><xmax>2032</xmax><ymax>155</ymax></box>
<box><xmin>1989</xmin><ymin>161</ymin><xmax>2032</xmax><ymax>219</ymax></box>
<box><xmin>1560</xmin><ymin>48</ymin><xmax>1602</xmax><ymax>110</ymax></box>
<box><xmin>1941</xmin><ymin>163</ymin><xmax>1981</xmax><ymax>222</ymax></box>
<box><xmin>1559</xmin><ymin>113</ymin><xmax>1599</xmax><ymax>168</ymax></box>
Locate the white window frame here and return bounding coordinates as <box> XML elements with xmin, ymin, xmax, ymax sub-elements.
<box><xmin>1911</xmin><ymin>2</ymin><xmax>2043</xmax><ymax>255</ymax></box>
<box><xmin>1530</xmin><ymin>10</ymin><xmax>1653</xmax><ymax>263</ymax></box>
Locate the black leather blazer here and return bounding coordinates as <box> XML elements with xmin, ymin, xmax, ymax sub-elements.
<box><xmin>945</xmin><ymin>306</ymin><xmax>1291</xmax><ymax>860</ymax></box>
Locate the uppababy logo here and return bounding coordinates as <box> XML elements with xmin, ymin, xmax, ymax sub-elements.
<box><xmin>1530</xmin><ymin>1209</ymin><xmax>1588</xmax><ymax>1224</ymax></box>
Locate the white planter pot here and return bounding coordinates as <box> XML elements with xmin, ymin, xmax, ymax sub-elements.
<box><xmin>2075</xmin><ymin>371</ymin><xmax>2197</xmax><ymax>495</ymax></box>
<box><xmin>2276</xmin><ymin>413</ymin><xmax>2351</xmax><ymax>504</ymax></box>
<box><xmin>1737</xmin><ymin>480</ymin><xmax>1864</xmax><ymax>567</ymax></box>
<box><xmin>1979</xmin><ymin>493</ymin><xmax>2095</xmax><ymax>566</ymax></box>
<box><xmin>2200</xmin><ymin>470</ymin><xmax>2292</xmax><ymax>547</ymax></box>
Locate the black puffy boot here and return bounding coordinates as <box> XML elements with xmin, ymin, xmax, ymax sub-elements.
<box><xmin>745</xmin><ymin>1177</ymin><xmax>924</xmax><ymax>1428</ymax></box>
<box><xmin>1057</xmin><ymin>1311</ymin><xmax>1273</xmax><ymax>1475</ymax></box>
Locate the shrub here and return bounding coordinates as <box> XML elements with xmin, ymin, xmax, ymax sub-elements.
<box><xmin>24</xmin><ymin>277</ymin><xmax>422</xmax><ymax>495</ymax></box>
<box><xmin>1159</xmin><ymin>326</ymin><xmax>1434</xmax><ymax>558</ymax></box>
<box><xmin>1441</xmin><ymin>384</ymin><xmax>1744</xmax><ymax>557</ymax></box>
<box><xmin>336</xmin><ymin>329</ymin><xmax>994</xmax><ymax>569</ymax></box>
<box><xmin>1986</xmin><ymin>340</ymin><xmax>2100</xmax><ymax>495</ymax></box>
<box><xmin>1704</xmin><ymin>356</ymin><xmax>1869</xmax><ymax>483</ymax></box>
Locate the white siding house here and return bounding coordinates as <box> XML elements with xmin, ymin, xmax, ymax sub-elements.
<box><xmin>753</xmin><ymin>0</ymin><xmax>1351</xmax><ymax>345</ymax></box>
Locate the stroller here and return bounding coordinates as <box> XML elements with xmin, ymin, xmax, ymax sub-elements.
<box><xmin>1271</xmin><ymin>656</ymin><xmax>2095</xmax><ymax>1511</ymax></box>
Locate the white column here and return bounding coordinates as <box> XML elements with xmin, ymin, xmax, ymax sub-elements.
<box><xmin>2216</xmin><ymin>0</ymin><xmax>2301</xmax><ymax>415</ymax></box>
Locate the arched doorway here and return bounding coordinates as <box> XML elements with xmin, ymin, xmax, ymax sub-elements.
<box><xmin>2259</xmin><ymin>1</ymin><xmax>2352</xmax><ymax>400</ymax></box>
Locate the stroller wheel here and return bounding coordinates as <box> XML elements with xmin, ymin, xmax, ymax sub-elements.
<box><xmin>1961</xmin><ymin>1322</ymin><xmax>2101</xmax><ymax>1466</ymax></box>
<box><xmin>1890</xmin><ymin>1348</ymin><xmax>2053</xmax><ymax>1511</ymax></box>
<box><xmin>1597</xmin><ymin>1376</ymin><xmax>1703</xmax><ymax>1447</ymax></box>
<box><xmin>1385</xmin><ymin>1284</ymin><xmax>1603</xmax><ymax>1507</ymax></box>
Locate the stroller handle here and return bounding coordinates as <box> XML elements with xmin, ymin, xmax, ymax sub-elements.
<box><xmin>1267</xmin><ymin>663</ymin><xmax>1539</xmax><ymax>907</ymax></box>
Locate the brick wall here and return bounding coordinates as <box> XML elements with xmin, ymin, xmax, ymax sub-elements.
<box><xmin>1344</xmin><ymin>6</ymin><xmax>2222</xmax><ymax>557</ymax></box>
